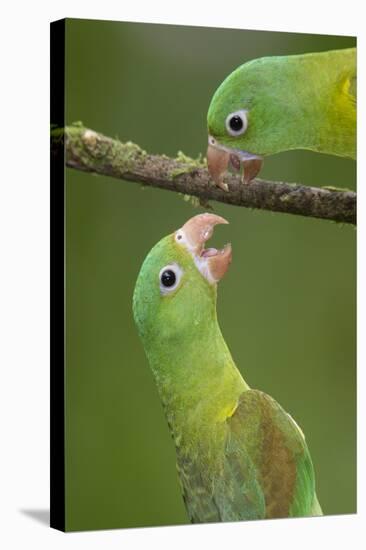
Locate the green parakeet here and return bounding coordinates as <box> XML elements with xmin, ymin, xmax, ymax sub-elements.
<box><xmin>207</xmin><ymin>48</ymin><xmax>356</xmax><ymax>190</ymax></box>
<box><xmin>133</xmin><ymin>213</ymin><xmax>322</xmax><ymax>523</ymax></box>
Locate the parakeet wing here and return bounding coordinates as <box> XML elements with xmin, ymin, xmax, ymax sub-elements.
<box><xmin>348</xmin><ymin>74</ymin><xmax>357</xmax><ymax>104</ymax></box>
<box><xmin>341</xmin><ymin>57</ymin><xmax>356</xmax><ymax>108</ymax></box>
<box><xmin>214</xmin><ymin>389</ymin><xmax>319</xmax><ymax>520</ymax></box>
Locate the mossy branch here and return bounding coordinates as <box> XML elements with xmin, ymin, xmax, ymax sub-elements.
<box><xmin>54</xmin><ymin>123</ymin><xmax>356</xmax><ymax>225</ymax></box>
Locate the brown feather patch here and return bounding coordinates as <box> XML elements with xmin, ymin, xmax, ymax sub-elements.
<box><xmin>229</xmin><ymin>391</ymin><xmax>299</xmax><ymax>519</ymax></box>
<box><xmin>258</xmin><ymin>396</ymin><xmax>297</xmax><ymax>518</ymax></box>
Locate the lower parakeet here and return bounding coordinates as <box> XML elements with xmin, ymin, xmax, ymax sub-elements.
<box><xmin>133</xmin><ymin>213</ymin><xmax>322</xmax><ymax>522</ymax></box>
<box><xmin>206</xmin><ymin>48</ymin><xmax>356</xmax><ymax>190</ymax></box>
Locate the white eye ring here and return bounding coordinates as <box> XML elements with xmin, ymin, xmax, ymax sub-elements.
<box><xmin>175</xmin><ymin>231</ymin><xmax>185</xmax><ymax>244</ymax></box>
<box><xmin>225</xmin><ymin>110</ymin><xmax>248</xmax><ymax>137</ymax></box>
<box><xmin>159</xmin><ymin>263</ymin><xmax>183</xmax><ymax>296</ymax></box>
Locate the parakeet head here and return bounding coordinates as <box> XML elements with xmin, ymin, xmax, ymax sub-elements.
<box><xmin>207</xmin><ymin>55</ymin><xmax>306</xmax><ymax>185</ymax></box>
<box><xmin>133</xmin><ymin>214</ymin><xmax>231</xmax><ymax>353</ymax></box>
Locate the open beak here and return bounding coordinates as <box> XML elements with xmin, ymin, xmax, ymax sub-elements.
<box><xmin>207</xmin><ymin>137</ymin><xmax>263</xmax><ymax>190</ymax></box>
<box><xmin>176</xmin><ymin>213</ymin><xmax>232</xmax><ymax>283</ymax></box>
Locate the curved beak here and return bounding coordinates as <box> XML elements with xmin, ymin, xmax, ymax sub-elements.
<box><xmin>207</xmin><ymin>144</ymin><xmax>230</xmax><ymax>191</ymax></box>
<box><xmin>176</xmin><ymin>213</ymin><xmax>232</xmax><ymax>283</ymax></box>
<box><xmin>207</xmin><ymin>137</ymin><xmax>263</xmax><ymax>188</ymax></box>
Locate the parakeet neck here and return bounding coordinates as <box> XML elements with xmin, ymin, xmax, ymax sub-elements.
<box><xmin>144</xmin><ymin>306</ymin><xmax>249</xmax><ymax>445</ymax></box>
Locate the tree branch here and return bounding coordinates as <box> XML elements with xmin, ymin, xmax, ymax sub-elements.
<box><xmin>55</xmin><ymin>123</ymin><xmax>356</xmax><ymax>225</ymax></box>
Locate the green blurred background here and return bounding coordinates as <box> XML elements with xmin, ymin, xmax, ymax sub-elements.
<box><xmin>64</xmin><ymin>19</ymin><xmax>356</xmax><ymax>531</ymax></box>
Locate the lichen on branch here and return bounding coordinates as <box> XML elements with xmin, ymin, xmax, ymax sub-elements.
<box><xmin>52</xmin><ymin>123</ymin><xmax>356</xmax><ymax>225</ymax></box>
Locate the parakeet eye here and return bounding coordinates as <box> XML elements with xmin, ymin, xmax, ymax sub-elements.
<box><xmin>159</xmin><ymin>264</ymin><xmax>183</xmax><ymax>295</ymax></box>
<box><xmin>225</xmin><ymin>110</ymin><xmax>248</xmax><ymax>137</ymax></box>
<box><xmin>161</xmin><ymin>270</ymin><xmax>176</xmax><ymax>287</ymax></box>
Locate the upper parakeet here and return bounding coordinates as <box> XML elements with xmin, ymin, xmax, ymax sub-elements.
<box><xmin>133</xmin><ymin>213</ymin><xmax>322</xmax><ymax>523</ymax></box>
<box><xmin>207</xmin><ymin>48</ymin><xmax>356</xmax><ymax>190</ymax></box>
